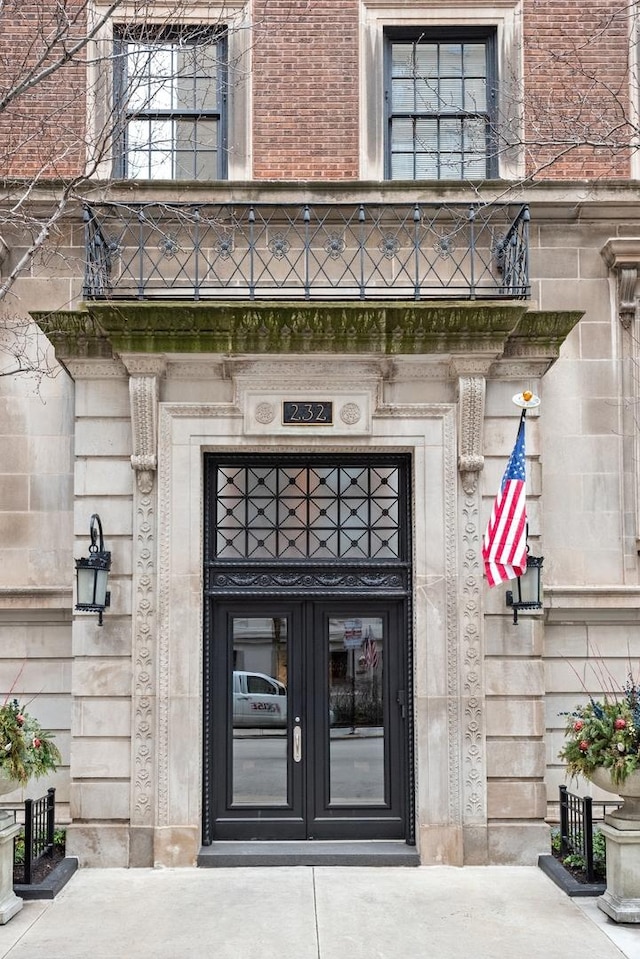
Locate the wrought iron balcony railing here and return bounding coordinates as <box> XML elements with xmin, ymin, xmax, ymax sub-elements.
<box><xmin>83</xmin><ymin>201</ymin><xmax>530</xmax><ymax>301</ymax></box>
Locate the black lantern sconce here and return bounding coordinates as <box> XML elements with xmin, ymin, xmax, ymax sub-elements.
<box><xmin>506</xmin><ymin>553</ymin><xmax>543</xmax><ymax>625</ymax></box>
<box><xmin>75</xmin><ymin>514</ymin><xmax>111</xmax><ymax>626</ymax></box>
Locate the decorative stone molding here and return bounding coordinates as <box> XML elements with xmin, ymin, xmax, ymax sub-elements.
<box><xmin>618</xmin><ymin>267</ymin><xmax>639</xmax><ymax>330</ymax></box>
<box><xmin>128</xmin><ymin>373</ymin><xmax>161</xmax><ymax>490</ymax></box>
<box><xmin>498</xmin><ymin>310</ymin><xmax>583</xmax><ymax>370</ymax></box>
<box><xmin>456</xmin><ymin>376</ymin><xmax>486</xmax><ymax>495</ymax></box>
<box><xmin>156</xmin><ymin>399</ymin><xmax>467</xmax><ymax>860</ymax></box>
<box><xmin>460</xmin><ymin>483</ymin><xmax>486</xmax><ymax>822</ymax></box>
<box><xmin>131</xmin><ymin>492</ymin><xmax>156</xmax><ymax>829</ymax></box>
<box><xmin>60</xmin><ymin>358</ymin><xmax>127</xmax><ymax>380</ymax></box>
<box><xmin>601</xmin><ymin>238</ymin><xmax>640</xmax><ymax>329</ymax></box>
<box><xmin>46</xmin><ymin>301</ymin><xmax>529</xmax><ymax>356</ymax></box>
<box><xmin>601</xmin><ymin>240</ymin><xmax>640</xmax><ymax>554</ymax></box>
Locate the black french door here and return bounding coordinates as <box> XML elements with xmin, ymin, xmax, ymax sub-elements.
<box><xmin>206</xmin><ymin>598</ymin><xmax>408</xmax><ymax>840</ymax></box>
<box><xmin>202</xmin><ymin>453</ymin><xmax>413</xmax><ymax>844</ymax></box>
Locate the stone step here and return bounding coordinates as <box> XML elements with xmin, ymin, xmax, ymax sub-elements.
<box><xmin>198</xmin><ymin>841</ymin><xmax>420</xmax><ymax>867</ymax></box>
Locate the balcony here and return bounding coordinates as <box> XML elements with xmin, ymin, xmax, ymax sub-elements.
<box><xmin>83</xmin><ymin>201</ymin><xmax>530</xmax><ymax>302</ymax></box>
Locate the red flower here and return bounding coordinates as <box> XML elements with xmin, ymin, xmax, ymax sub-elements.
<box><xmin>32</xmin><ymin>737</ymin><xmax>41</xmax><ymax>748</ymax></box>
<box><xmin>573</xmin><ymin>720</ymin><xmax>584</xmax><ymax>732</ymax></box>
<box><xmin>579</xmin><ymin>740</ymin><xmax>589</xmax><ymax>752</ymax></box>
<box><xmin>16</xmin><ymin>714</ymin><xmax>24</xmax><ymax>726</ymax></box>
<box><xmin>615</xmin><ymin>718</ymin><xmax>627</xmax><ymax>730</ymax></box>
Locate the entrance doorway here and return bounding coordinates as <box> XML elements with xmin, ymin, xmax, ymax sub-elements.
<box><xmin>202</xmin><ymin>455</ymin><xmax>413</xmax><ymax>844</ymax></box>
<box><xmin>206</xmin><ymin>599</ymin><xmax>408</xmax><ymax>839</ymax></box>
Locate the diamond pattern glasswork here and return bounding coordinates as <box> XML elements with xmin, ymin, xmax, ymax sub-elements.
<box><xmin>215</xmin><ymin>464</ymin><xmax>401</xmax><ymax>559</ymax></box>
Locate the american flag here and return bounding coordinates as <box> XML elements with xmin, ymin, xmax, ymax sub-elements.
<box><xmin>363</xmin><ymin>629</ymin><xmax>379</xmax><ymax>669</ymax></box>
<box><xmin>482</xmin><ymin>417</ymin><xmax>527</xmax><ymax>588</ymax></box>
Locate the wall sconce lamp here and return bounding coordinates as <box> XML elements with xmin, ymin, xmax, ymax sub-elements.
<box><xmin>75</xmin><ymin>514</ymin><xmax>111</xmax><ymax>626</ymax></box>
<box><xmin>506</xmin><ymin>553</ymin><xmax>543</xmax><ymax>625</ymax></box>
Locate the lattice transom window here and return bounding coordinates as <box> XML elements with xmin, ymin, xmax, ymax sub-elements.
<box><xmin>215</xmin><ymin>464</ymin><xmax>401</xmax><ymax>560</ymax></box>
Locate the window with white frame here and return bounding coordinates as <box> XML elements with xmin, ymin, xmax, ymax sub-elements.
<box><xmin>113</xmin><ymin>26</ymin><xmax>227</xmax><ymax>180</ymax></box>
<box><xmin>385</xmin><ymin>27</ymin><xmax>497</xmax><ymax>180</ymax></box>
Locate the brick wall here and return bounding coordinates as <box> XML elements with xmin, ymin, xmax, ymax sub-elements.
<box><xmin>251</xmin><ymin>0</ymin><xmax>359</xmax><ymax>179</ymax></box>
<box><xmin>523</xmin><ymin>0</ymin><xmax>632</xmax><ymax>178</ymax></box>
<box><xmin>0</xmin><ymin>0</ymin><xmax>86</xmax><ymax>178</ymax></box>
<box><xmin>0</xmin><ymin>0</ymin><xmax>635</xmax><ymax>183</ymax></box>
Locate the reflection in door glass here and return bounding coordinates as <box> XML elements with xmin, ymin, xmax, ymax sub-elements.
<box><xmin>231</xmin><ymin>616</ymin><xmax>288</xmax><ymax>805</ymax></box>
<box><xmin>328</xmin><ymin>617</ymin><xmax>384</xmax><ymax>805</ymax></box>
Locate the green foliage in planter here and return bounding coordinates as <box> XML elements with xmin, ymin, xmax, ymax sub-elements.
<box><xmin>559</xmin><ymin>677</ymin><xmax>640</xmax><ymax>785</ymax></box>
<box><xmin>0</xmin><ymin>699</ymin><xmax>61</xmax><ymax>784</ymax></box>
<box><xmin>550</xmin><ymin>825</ymin><xmax>606</xmax><ymax>880</ymax></box>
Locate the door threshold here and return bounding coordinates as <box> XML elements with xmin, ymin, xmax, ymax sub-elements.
<box><xmin>198</xmin><ymin>841</ymin><xmax>420</xmax><ymax>867</ymax></box>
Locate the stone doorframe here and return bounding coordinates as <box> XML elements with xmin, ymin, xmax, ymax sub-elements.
<box><xmin>125</xmin><ymin>356</ymin><xmax>489</xmax><ymax>867</ymax></box>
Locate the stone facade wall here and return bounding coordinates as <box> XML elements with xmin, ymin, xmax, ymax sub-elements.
<box><xmin>0</xmin><ymin>0</ymin><xmax>639</xmax><ymax>866</ymax></box>
<box><xmin>65</xmin><ymin>363</ymin><xmax>134</xmax><ymax>858</ymax></box>
<box><xmin>0</xmin><ymin>188</ymin><xmax>637</xmax><ymax>865</ymax></box>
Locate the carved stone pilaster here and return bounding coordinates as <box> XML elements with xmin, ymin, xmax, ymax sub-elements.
<box><xmin>122</xmin><ymin>359</ymin><xmax>164</xmax><ymax>847</ymax></box>
<box><xmin>451</xmin><ymin>373</ymin><xmax>487</xmax><ymax>824</ymax></box>
<box><xmin>131</xmin><ymin>491</ymin><xmax>156</xmax><ymax>830</ymax></box>
<box><xmin>460</xmin><ymin>486</ymin><xmax>486</xmax><ymax>823</ymax></box>
<box><xmin>456</xmin><ymin>376</ymin><xmax>486</xmax><ymax>495</ymax></box>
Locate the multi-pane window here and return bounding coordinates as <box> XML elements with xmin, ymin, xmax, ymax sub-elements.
<box><xmin>114</xmin><ymin>27</ymin><xmax>226</xmax><ymax>180</ymax></box>
<box><xmin>385</xmin><ymin>29</ymin><xmax>496</xmax><ymax>180</ymax></box>
<box><xmin>214</xmin><ymin>463</ymin><xmax>402</xmax><ymax>560</ymax></box>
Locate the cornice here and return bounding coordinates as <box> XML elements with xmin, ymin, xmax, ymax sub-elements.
<box><xmin>601</xmin><ymin>238</ymin><xmax>640</xmax><ymax>268</ymax></box>
<box><xmin>545</xmin><ymin>586</ymin><xmax>640</xmax><ymax>623</ymax></box>
<box><xmin>30</xmin><ymin>301</ymin><xmax>584</xmax><ymax>374</ymax></box>
<box><xmin>7</xmin><ymin>179</ymin><xmax>640</xmax><ymax>210</ymax></box>
<box><xmin>0</xmin><ymin>587</ymin><xmax>72</xmax><ymax>610</ymax></box>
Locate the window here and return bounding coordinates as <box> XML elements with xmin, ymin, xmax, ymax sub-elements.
<box><xmin>385</xmin><ymin>28</ymin><xmax>496</xmax><ymax>180</ymax></box>
<box><xmin>114</xmin><ymin>27</ymin><xmax>227</xmax><ymax>180</ymax></box>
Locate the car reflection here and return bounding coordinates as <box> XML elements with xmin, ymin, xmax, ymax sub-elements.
<box><xmin>233</xmin><ymin>670</ymin><xmax>287</xmax><ymax>727</ymax></box>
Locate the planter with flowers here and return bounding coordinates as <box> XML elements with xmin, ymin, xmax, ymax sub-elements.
<box><xmin>0</xmin><ymin>698</ymin><xmax>61</xmax><ymax>794</ymax></box>
<box><xmin>0</xmin><ymin>697</ymin><xmax>61</xmax><ymax>924</ymax></box>
<box><xmin>559</xmin><ymin>679</ymin><xmax>640</xmax><ymax>822</ymax></box>
<box><xmin>560</xmin><ymin>675</ymin><xmax>640</xmax><ymax>923</ymax></box>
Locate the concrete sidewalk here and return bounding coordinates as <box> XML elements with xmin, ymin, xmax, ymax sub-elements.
<box><xmin>1</xmin><ymin>866</ymin><xmax>638</xmax><ymax>959</ymax></box>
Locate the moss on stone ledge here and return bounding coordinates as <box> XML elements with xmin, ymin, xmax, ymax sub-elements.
<box><xmin>32</xmin><ymin>300</ymin><xmax>582</xmax><ymax>362</ymax></box>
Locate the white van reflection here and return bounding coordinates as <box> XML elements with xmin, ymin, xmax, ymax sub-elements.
<box><xmin>233</xmin><ymin>671</ymin><xmax>287</xmax><ymax>727</ymax></box>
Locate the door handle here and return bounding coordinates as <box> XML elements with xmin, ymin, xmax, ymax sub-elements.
<box><xmin>293</xmin><ymin>724</ymin><xmax>302</xmax><ymax>763</ymax></box>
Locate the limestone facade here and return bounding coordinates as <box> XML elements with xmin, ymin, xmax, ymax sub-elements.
<box><xmin>0</xmin><ymin>185</ymin><xmax>639</xmax><ymax>866</ymax></box>
<box><xmin>0</xmin><ymin>0</ymin><xmax>639</xmax><ymax>866</ymax></box>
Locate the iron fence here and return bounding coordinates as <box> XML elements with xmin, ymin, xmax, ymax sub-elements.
<box><xmin>558</xmin><ymin>784</ymin><xmax>618</xmax><ymax>883</ymax></box>
<box><xmin>14</xmin><ymin>787</ymin><xmax>56</xmax><ymax>885</ymax></box>
<box><xmin>83</xmin><ymin>201</ymin><xmax>530</xmax><ymax>301</ymax></box>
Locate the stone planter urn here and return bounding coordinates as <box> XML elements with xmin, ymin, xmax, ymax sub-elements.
<box><xmin>589</xmin><ymin>767</ymin><xmax>640</xmax><ymax>824</ymax></box>
<box><xmin>0</xmin><ymin>771</ymin><xmax>23</xmax><ymax>924</ymax></box>
<box><xmin>588</xmin><ymin>767</ymin><xmax>640</xmax><ymax>923</ymax></box>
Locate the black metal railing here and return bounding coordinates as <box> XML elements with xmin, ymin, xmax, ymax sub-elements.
<box><xmin>14</xmin><ymin>787</ymin><xmax>56</xmax><ymax>884</ymax></box>
<box><xmin>83</xmin><ymin>201</ymin><xmax>530</xmax><ymax>301</ymax></box>
<box><xmin>558</xmin><ymin>784</ymin><xmax>618</xmax><ymax>883</ymax></box>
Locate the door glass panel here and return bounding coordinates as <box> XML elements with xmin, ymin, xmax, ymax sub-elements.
<box><xmin>328</xmin><ymin>616</ymin><xmax>385</xmax><ymax>805</ymax></box>
<box><xmin>231</xmin><ymin>616</ymin><xmax>288</xmax><ymax>805</ymax></box>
